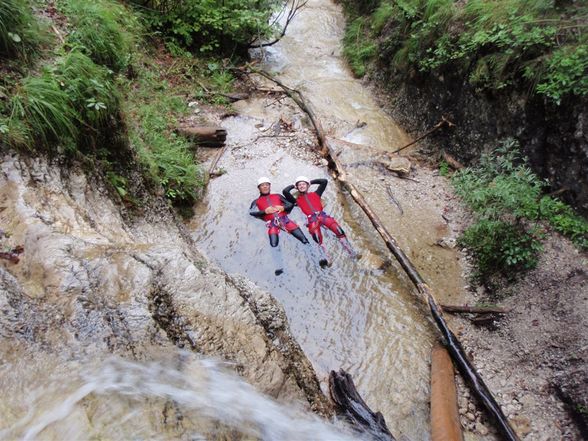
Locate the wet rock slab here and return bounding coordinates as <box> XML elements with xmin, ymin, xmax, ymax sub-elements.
<box><xmin>0</xmin><ymin>154</ymin><xmax>331</xmax><ymax>433</ymax></box>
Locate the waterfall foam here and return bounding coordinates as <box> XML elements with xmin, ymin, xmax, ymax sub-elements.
<box><xmin>4</xmin><ymin>353</ymin><xmax>362</xmax><ymax>441</ymax></box>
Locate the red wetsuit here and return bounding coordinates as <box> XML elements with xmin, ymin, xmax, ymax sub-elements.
<box><xmin>282</xmin><ymin>179</ymin><xmax>346</xmax><ymax>245</ymax></box>
<box><xmin>249</xmin><ymin>193</ymin><xmax>309</xmax><ymax>247</ymax></box>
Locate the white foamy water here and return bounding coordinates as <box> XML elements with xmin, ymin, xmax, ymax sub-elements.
<box><xmin>2</xmin><ymin>354</ymin><xmax>363</xmax><ymax>441</ymax></box>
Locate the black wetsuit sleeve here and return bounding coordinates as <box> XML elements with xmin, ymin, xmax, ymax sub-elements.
<box><xmin>311</xmin><ymin>178</ymin><xmax>328</xmax><ymax>197</ymax></box>
<box><xmin>282</xmin><ymin>185</ymin><xmax>297</xmax><ymax>205</ymax></box>
<box><xmin>280</xmin><ymin>195</ymin><xmax>294</xmax><ymax>214</ymax></box>
<box><xmin>249</xmin><ymin>199</ymin><xmax>265</xmax><ymax>219</ymax></box>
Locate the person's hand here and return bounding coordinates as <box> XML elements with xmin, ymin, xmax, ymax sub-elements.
<box><xmin>275</xmin><ymin>205</ymin><xmax>284</xmax><ymax>212</ymax></box>
<box><xmin>265</xmin><ymin>206</ymin><xmax>278</xmax><ymax>214</ymax></box>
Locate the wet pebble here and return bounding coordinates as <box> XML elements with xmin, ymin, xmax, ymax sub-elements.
<box><xmin>475</xmin><ymin>422</ymin><xmax>489</xmax><ymax>436</ymax></box>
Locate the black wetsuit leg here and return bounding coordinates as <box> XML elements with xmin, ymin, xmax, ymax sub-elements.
<box><xmin>269</xmin><ymin>234</ymin><xmax>279</xmax><ymax>247</ymax></box>
<box><xmin>291</xmin><ymin>228</ymin><xmax>309</xmax><ymax>244</ymax></box>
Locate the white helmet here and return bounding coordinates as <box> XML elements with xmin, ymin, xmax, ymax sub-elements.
<box><xmin>257</xmin><ymin>177</ymin><xmax>271</xmax><ymax>187</ymax></box>
<box><xmin>295</xmin><ymin>176</ymin><xmax>310</xmax><ymax>185</ymax></box>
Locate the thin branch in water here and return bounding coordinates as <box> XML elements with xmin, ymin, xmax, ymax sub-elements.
<box><xmin>388</xmin><ymin>115</ymin><xmax>454</xmax><ymax>155</ymax></box>
<box><xmin>387</xmin><ymin>186</ymin><xmax>404</xmax><ymax>215</ymax></box>
<box><xmin>258</xmin><ymin>134</ymin><xmax>295</xmax><ymax>138</ymax></box>
<box><xmin>390</xmin><ymin>174</ymin><xmax>420</xmax><ymax>183</ymax></box>
<box><xmin>249</xmin><ymin>0</ymin><xmax>308</xmax><ymax>48</ymax></box>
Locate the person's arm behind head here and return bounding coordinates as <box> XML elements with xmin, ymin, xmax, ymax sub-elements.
<box><xmin>282</xmin><ymin>184</ymin><xmax>297</xmax><ymax>204</ymax></box>
<box><xmin>311</xmin><ymin>178</ymin><xmax>328</xmax><ymax>197</ymax></box>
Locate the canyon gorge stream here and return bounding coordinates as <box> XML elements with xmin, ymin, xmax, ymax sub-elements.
<box><xmin>0</xmin><ymin>0</ymin><xmax>470</xmax><ymax>439</ymax></box>
<box><xmin>190</xmin><ymin>0</ymin><xmax>469</xmax><ymax>438</ymax></box>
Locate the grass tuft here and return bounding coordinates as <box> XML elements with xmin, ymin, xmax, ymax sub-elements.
<box><xmin>0</xmin><ymin>0</ymin><xmax>47</xmax><ymax>60</ymax></box>
<box><xmin>126</xmin><ymin>58</ymin><xmax>205</xmax><ymax>206</ymax></box>
<box><xmin>9</xmin><ymin>74</ymin><xmax>78</xmax><ymax>149</ymax></box>
<box><xmin>60</xmin><ymin>0</ymin><xmax>140</xmax><ymax>72</ymax></box>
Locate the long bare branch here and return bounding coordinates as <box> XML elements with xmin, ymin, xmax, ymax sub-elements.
<box><xmin>239</xmin><ymin>67</ymin><xmax>521</xmax><ymax>441</ymax></box>
<box><xmin>249</xmin><ymin>0</ymin><xmax>308</xmax><ymax>48</ymax></box>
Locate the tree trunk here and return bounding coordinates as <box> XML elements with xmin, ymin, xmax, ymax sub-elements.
<box><xmin>441</xmin><ymin>304</ymin><xmax>510</xmax><ymax>314</ymax></box>
<box><xmin>431</xmin><ymin>345</ymin><xmax>464</xmax><ymax>441</ymax></box>
<box><xmin>177</xmin><ymin>126</ymin><xmax>227</xmax><ymax>147</ymax></box>
<box><xmin>329</xmin><ymin>369</ymin><xmax>396</xmax><ymax>441</ymax></box>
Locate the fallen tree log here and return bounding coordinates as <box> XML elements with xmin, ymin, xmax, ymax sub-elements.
<box><xmin>441</xmin><ymin>150</ymin><xmax>464</xmax><ymax>170</ymax></box>
<box><xmin>431</xmin><ymin>345</ymin><xmax>464</xmax><ymax>441</ymax></box>
<box><xmin>328</xmin><ymin>137</ymin><xmax>520</xmax><ymax>441</ymax></box>
<box><xmin>441</xmin><ymin>304</ymin><xmax>511</xmax><ymax>314</ymax></box>
<box><xmin>216</xmin><ymin>92</ymin><xmax>250</xmax><ymax>102</ymax></box>
<box><xmin>329</xmin><ymin>369</ymin><xmax>396</xmax><ymax>441</ymax></box>
<box><xmin>245</xmin><ymin>67</ymin><xmax>520</xmax><ymax>441</ymax></box>
<box><xmin>177</xmin><ymin>126</ymin><xmax>227</xmax><ymax>147</ymax></box>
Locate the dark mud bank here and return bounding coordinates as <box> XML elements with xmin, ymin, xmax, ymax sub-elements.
<box><xmin>378</xmin><ymin>71</ymin><xmax>588</xmax><ymax>215</ymax></box>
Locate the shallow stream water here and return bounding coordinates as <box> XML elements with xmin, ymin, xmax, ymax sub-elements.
<box><xmin>0</xmin><ymin>0</ymin><xmax>469</xmax><ymax>439</ymax></box>
<box><xmin>189</xmin><ymin>0</ymin><xmax>451</xmax><ymax>438</ymax></box>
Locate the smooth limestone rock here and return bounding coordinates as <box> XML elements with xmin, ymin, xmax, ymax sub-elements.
<box><xmin>0</xmin><ymin>154</ymin><xmax>331</xmax><ymax>435</ymax></box>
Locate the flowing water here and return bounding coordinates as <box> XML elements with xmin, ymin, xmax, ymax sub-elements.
<box><xmin>189</xmin><ymin>0</ymin><xmax>447</xmax><ymax>439</ymax></box>
<box><xmin>0</xmin><ymin>352</ymin><xmax>361</xmax><ymax>440</ymax></box>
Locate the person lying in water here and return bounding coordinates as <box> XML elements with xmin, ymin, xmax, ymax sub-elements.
<box><xmin>249</xmin><ymin>177</ymin><xmax>309</xmax><ymax>247</ymax></box>
<box><xmin>282</xmin><ymin>176</ymin><xmax>359</xmax><ymax>259</ymax></box>
<box><xmin>249</xmin><ymin>177</ymin><xmax>310</xmax><ymax>275</ymax></box>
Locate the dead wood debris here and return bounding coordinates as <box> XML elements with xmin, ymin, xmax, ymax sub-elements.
<box><xmin>0</xmin><ymin>245</ymin><xmax>24</xmax><ymax>264</ymax></box>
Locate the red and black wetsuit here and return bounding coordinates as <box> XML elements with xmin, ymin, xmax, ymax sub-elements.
<box><xmin>282</xmin><ymin>179</ymin><xmax>346</xmax><ymax>245</ymax></box>
<box><xmin>249</xmin><ymin>193</ymin><xmax>309</xmax><ymax>247</ymax></box>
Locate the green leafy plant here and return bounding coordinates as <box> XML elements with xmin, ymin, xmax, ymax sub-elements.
<box><xmin>53</xmin><ymin>49</ymin><xmax>120</xmax><ymax>128</ymax></box>
<box><xmin>536</xmin><ymin>45</ymin><xmax>588</xmax><ymax>104</ymax></box>
<box><xmin>539</xmin><ymin>197</ymin><xmax>588</xmax><ymax>249</ymax></box>
<box><xmin>439</xmin><ymin>160</ymin><xmax>449</xmax><ymax>177</ymax></box>
<box><xmin>452</xmin><ymin>138</ymin><xmax>587</xmax><ymax>283</ymax></box>
<box><xmin>459</xmin><ymin>220</ymin><xmax>543</xmax><ymax>281</ymax></box>
<box><xmin>209</xmin><ymin>66</ymin><xmax>233</xmax><ymax>92</ymax></box>
<box><xmin>345</xmin><ymin>0</ymin><xmax>588</xmax><ymax>103</ymax></box>
<box><xmin>132</xmin><ymin>0</ymin><xmax>279</xmax><ymax>55</ymax></box>
<box><xmin>106</xmin><ymin>171</ymin><xmax>128</xmax><ymax>198</ymax></box>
